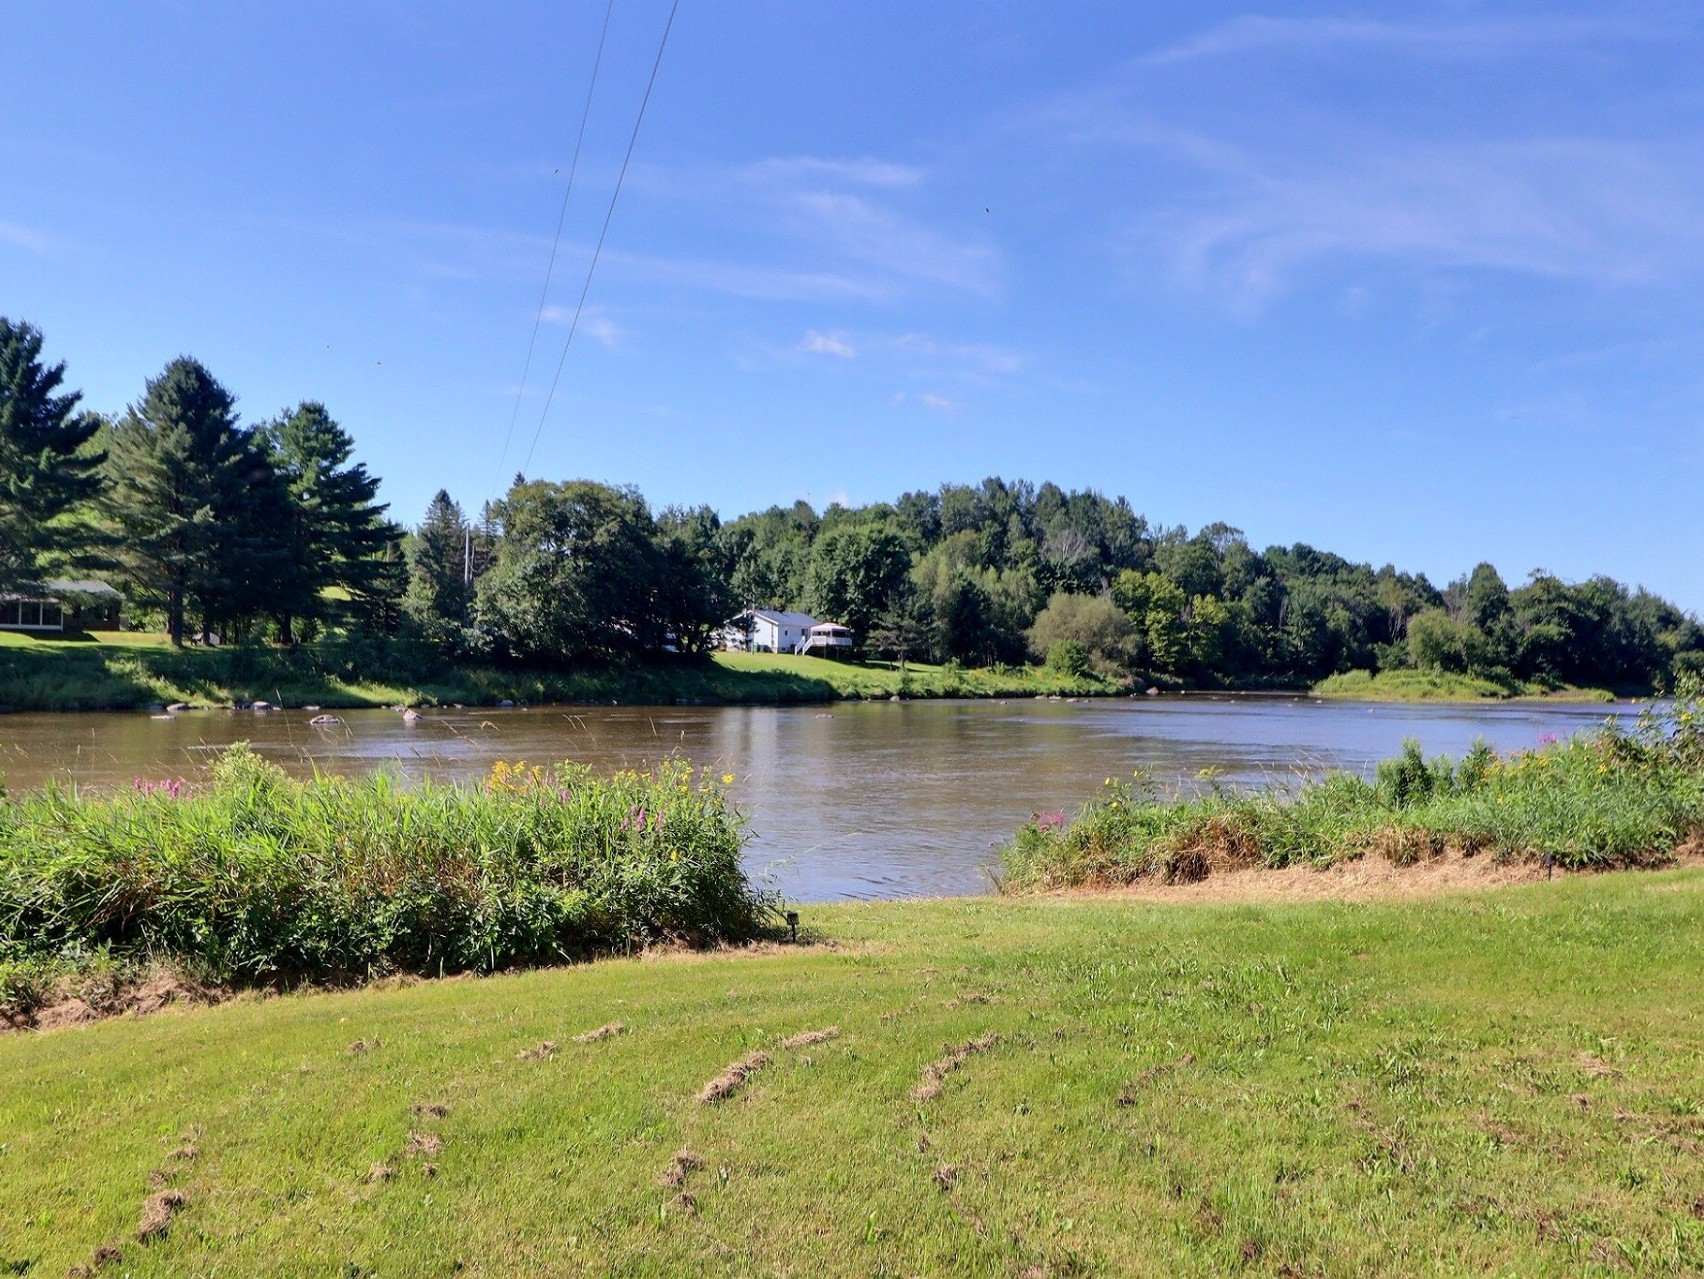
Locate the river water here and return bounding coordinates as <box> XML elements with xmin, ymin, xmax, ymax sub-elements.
<box><xmin>0</xmin><ymin>697</ymin><xmax>1632</xmax><ymax>901</ymax></box>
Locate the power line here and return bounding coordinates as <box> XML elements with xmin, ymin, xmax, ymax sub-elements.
<box><xmin>493</xmin><ymin>0</ymin><xmax>618</xmax><ymax>485</ymax></box>
<box><xmin>520</xmin><ymin>0</ymin><xmax>680</xmax><ymax>477</ymax></box>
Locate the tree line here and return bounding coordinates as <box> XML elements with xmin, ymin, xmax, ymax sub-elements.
<box><xmin>4</xmin><ymin>317</ymin><xmax>1700</xmax><ymax>690</ymax></box>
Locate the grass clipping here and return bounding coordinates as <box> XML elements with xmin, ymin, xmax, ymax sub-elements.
<box><xmin>913</xmin><ymin>1033</ymin><xmax>1001</xmax><ymax>1103</ymax></box>
<box><xmin>698</xmin><ymin>1051</ymin><xmax>769</xmax><ymax>1104</ymax></box>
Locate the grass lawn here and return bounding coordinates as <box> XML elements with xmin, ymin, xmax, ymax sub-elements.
<box><xmin>5</xmin><ymin>872</ymin><xmax>1704</xmax><ymax>1276</ymax></box>
<box><xmin>0</xmin><ymin>633</ymin><xmax>1115</xmax><ymax>712</ymax></box>
<box><xmin>1314</xmin><ymin>669</ymin><xmax>1619</xmax><ymax>703</ymax></box>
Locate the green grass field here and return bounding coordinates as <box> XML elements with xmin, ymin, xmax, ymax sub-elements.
<box><xmin>4</xmin><ymin>873</ymin><xmax>1703</xmax><ymax>1276</ymax></box>
<box><xmin>0</xmin><ymin>632</ymin><xmax>1114</xmax><ymax>712</ymax></box>
<box><xmin>1314</xmin><ymin>669</ymin><xmax>1619</xmax><ymax>703</ymax></box>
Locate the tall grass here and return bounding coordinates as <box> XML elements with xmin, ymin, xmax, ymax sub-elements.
<box><xmin>1002</xmin><ymin>680</ymin><xmax>1704</xmax><ymax>891</ymax></box>
<box><xmin>0</xmin><ymin>747</ymin><xmax>774</xmax><ymax>1001</ymax></box>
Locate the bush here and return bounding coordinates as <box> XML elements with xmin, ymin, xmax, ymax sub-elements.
<box><xmin>1045</xmin><ymin>640</ymin><xmax>1091</xmax><ymax>678</ymax></box>
<box><xmin>0</xmin><ymin>746</ymin><xmax>774</xmax><ymax>985</ymax></box>
<box><xmin>1001</xmin><ymin>709</ymin><xmax>1704</xmax><ymax>891</ymax></box>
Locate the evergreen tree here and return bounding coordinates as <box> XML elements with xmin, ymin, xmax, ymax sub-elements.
<box><xmin>0</xmin><ymin>318</ymin><xmax>104</xmax><ymax>588</ymax></box>
<box><xmin>347</xmin><ymin>524</ymin><xmax>410</xmax><ymax>637</ymax></box>
<box><xmin>262</xmin><ymin>402</ymin><xmax>391</xmax><ymax>643</ymax></box>
<box><xmin>405</xmin><ymin>490</ymin><xmax>473</xmax><ymax>644</ymax></box>
<box><xmin>102</xmin><ymin>359</ymin><xmax>252</xmax><ymax>645</ymax></box>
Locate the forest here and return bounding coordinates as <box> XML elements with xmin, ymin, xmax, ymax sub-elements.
<box><xmin>5</xmin><ymin>316</ymin><xmax>1702</xmax><ymax>694</ymax></box>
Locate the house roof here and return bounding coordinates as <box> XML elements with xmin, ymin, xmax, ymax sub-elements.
<box><xmin>0</xmin><ymin>578</ymin><xmax>122</xmax><ymax>603</ymax></box>
<box><xmin>46</xmin><ymin>579</ymin><xmax>122</xmax><ymax>598</ymax></box>
<box><xmin>746</xmin><ymin>610</ymin><xmax>819</xmax><ymax>627</ymax></box>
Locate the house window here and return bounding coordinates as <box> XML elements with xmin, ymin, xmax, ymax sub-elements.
<box><xmin>0</xmin><ymin>602</ymin><xmax>17</xmax><ymax>626</ymax></box>
<box><xmin>42</xmin><ymin>603</ymin><xmax>63</xmax><ymax>628</ymax></box>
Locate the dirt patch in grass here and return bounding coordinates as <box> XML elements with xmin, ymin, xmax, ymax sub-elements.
<box><xmin>698</xmin><ymin>1051</ymin><xmax>768</xmax><ymax>1104</ymax></box>
<box><xmin>136</xmin><ymin>1189</ymin><xmax>185</xmax><ymax>1242</ymax></box>
<box><xmin>1115</xmin><ymin>1052</ymin><xmax>1196</xmax><ymax>1106</ymax></box>
<box><xmin>1080</xmin><ymin>849</ymin><xmax>1704</xmax><ymax>905</ymax></box>
<box><xmin>780</xmin><ymin>1026</ymin><xmax>839</xmax><ymax>1049</ymax></box>
<box><xmin>657</xmin><ymin>1148</ymin><xmax>702</xmax><ymax>1189</ymax></box>
<box><xmin>404</xmin><ymin>1131</ymin><xmax>442</xmax><ymax>1158</ymax></box>
<box><xmin>516</xmin><ymin>1041</ymin><xmax>558</xmax><ymax>1061</ymax></box>
<box><xmin>912</xmin><ymin>1033</ymin><xmax>1001</xmax><ymax>1103</ymax></box>
<box><xmin>7</xmin><ymin>973</ymin><xmax>223</xmax><ymax>1034</ymax></box>
<box><xmin>411</xmin><ymin>1102</ymin><xmax>449</xmax><ymax>1118</ymax></box>
<box><xmin>573</xmin><ymin>1022</ymin><xmax>626</xmax><ymax>1044</ymax></box>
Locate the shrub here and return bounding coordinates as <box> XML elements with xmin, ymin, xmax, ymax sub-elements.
<box><xmin>1045</xmin><ymin>640</ymin><xmax>1091</xmax><ymax>678</ymax></box>
<box><xmin>1001</xmin><ymin>711</ymin><xmax>1704</xmax><ymax>891</ymax></box>
<box><xmin>0</xmin><ymin>747</ymin><xmax>774</xmax><ymax>986</ymax></box>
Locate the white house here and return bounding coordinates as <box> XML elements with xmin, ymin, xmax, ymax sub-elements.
<box><xmin>0</xmin><ymin>580</ymin><xmax>123</xmax><ymax>634</ymax></box>
<box><xmin>722</xmin><ymin>609</ymin><xmax>818</xmax><ymax>653</ymax></box>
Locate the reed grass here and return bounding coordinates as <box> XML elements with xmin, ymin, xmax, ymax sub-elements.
<box><xmin>1002</xmin><ymin>681</ymin><xmax>1704</xmax><ymax>891</ymax></box>
<box><xmin>0</xmin><ymin>747</ymin><xmax>772</xmax><ymax>1009</ymax></box>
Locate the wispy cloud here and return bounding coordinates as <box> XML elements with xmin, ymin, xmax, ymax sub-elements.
<box><xmin>622</xmin><ymin>153</ymin><xmax>1000</xmax><ymax>304</ymax></box>
<box><xmin>606</xmin><ymin>249</ymin><xmax>893</xmax><ymax>303</ymax></box>
<box><xmin>1142</xmin><ymin>137</ymin><xmax>1704</xmax><ymax>309</ymax></box>
<box><xmin>741</xmin><ymin>156</ymin><xmax>925</xmax><ymax>188</ymax></box>
<box><xmin>1142</xmin><ymin>15</ymin><xmax>1647</xmax><ymax>66</ymax></box>
<box><xmin>894</xmin><ymin>390</ymin><xmax>957</xmax><ymax>415</ymax></box>
<box><xmin>538</xmin><ymin>304</ymin><xmax>625</xmax><ymax>350</ymax></box>
<box><xmin>0</xmin><ymin>220</ymin><xmax>59</xmax><ymax>256</ymax></box>
<box><xmin>892</xmin><ymin>332</ymin><xmax>1024</xmax><ymax>377</ymax></box>
<box><xmin>1022</xmin><ymin>15</ymin><xmax>1704</xmax><ymax>313</ymax></box>
<box><xmin>799</xmin><ymin>329</ymin><xmax>856</xmax><ymax>358</ymax></box>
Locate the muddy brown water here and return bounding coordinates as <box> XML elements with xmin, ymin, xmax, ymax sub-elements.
<box><xmin>0</xmin><ymin>697</ymin><xmax>1634</xmax><ymax>901</ymax></box>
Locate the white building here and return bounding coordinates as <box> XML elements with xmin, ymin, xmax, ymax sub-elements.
<box><xmin>720</xmin><ymin>609</ymin><xmax>853</xmax><ymax>656</ymax></box>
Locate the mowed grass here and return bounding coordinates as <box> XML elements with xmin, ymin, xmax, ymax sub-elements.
<box><xmin>712</xmin><ymin>652</ymin><xmax>1113</xmax><ymax>700</ymax></box>
<box><xmin>0</xmin><ymin>633</ymin><xmax>1114</xmax><ymax>712</ymax></box>
<box><xmin>5</xmin><ymin>876</ymin><xmax>1704</xmax><ymax>1277</ymax></box>
<box><xmin>1315</xmin><ymin>668</ymin><xmax>1618</xmax><ymax>703</ymax></box>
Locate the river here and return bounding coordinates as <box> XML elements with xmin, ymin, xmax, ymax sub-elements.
<box><xmin>0</xmin><ymin>696</ymin><xmax>1633</xmax><ymax>901</ymax></box>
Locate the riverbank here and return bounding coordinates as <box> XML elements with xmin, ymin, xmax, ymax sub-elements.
<box><xmin>5</xmin><ymin>869</ymin><xmax>1703</xmax><ymax>1276</ymax></box>
<box><xmin>0</xmin><ymin>631</ymin><xmax>1115</xmax><ymax>712</ymax></box>
<box><xmin>1001</xmin><ymin>694</ymin><xmax>1702</xmax><ymax>893</ymax></box>
<box><xmin>1314</xmin><ymin>668</ymin><xmax>1621</xmax><ymax>702</ymax></box>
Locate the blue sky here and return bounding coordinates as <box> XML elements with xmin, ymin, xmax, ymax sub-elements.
<box><xmin>5</xmin><ymin>2</ymin><xmax>1702</xmax><ymax>610</ymax></box>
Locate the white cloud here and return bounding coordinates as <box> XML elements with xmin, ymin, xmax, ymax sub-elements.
<box><xmin>1142</xmin><ymin>15</ymin><xmax>1643</xmax><ymax>66</ymax></box>
<box><xmin>1143</xmin><ymin>138</ymin><xmax>1704</xmax><ymax>309</ymax></box>
<box><xmin>742</xmin><ymin>156</ymin><xmax>925</xmax><ymax>189</ymax></box>
<box><xmin>0</xmin><ymin>220</ymin><xmax>59</xmax><ymax>256</ymax></box>
<box><xmin>800</xmin><ymin>329</ymin><xmax>856</xmax><ymax>359</ymax></box>
<box><xmin>539</xmin><ymin>304</ymin><xmax>625</xmax><ymax>349</ymax></box>
<box><xmin>618</xmin><ymin>153</ymin><xmax>1000</xmax><ymax>304</ymax></box>
<box><xmin>581</xmin><ymin>314</ymin><xmax>624</xmax><ymax>350</ymax></box>
<box><xmin>894</xmin><ymin>390</ymin><xmax>957</xmax><ymax>414</ymax></box>
<box><xmin>892</xmin><ymin>332</ymin><xmax>1024</xmax><ymax>377</ymax></box>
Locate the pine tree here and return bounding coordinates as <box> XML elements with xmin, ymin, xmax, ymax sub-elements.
<box><xmin>261</xmin><ymin>402</ymin><xmax>391</xmax><ymax>643</ymax></box>
<box><xmin>348</xmin><ymin>524</ymin><xmax>410</xmax><ymax>637</ymax></box>
<box><xmin>102</xmin><ymin>359</ymin><xmax>253</xmax><ymax>645</ymax></box>
<box><xmin>404</xmin><ymin>490</ymin><xmax>472</xmax><ymax>644</ymax></box>
<box><xmin>0</xmin><ymin>318</ymin><xmax>104</xmax><ymax>588</ymax></box>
